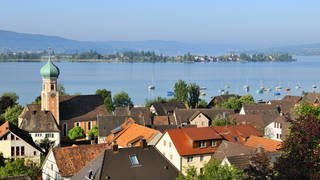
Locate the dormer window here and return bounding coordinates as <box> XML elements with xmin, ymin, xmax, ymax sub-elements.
<box><xmin>129</xmin><ymin>154</ymin><xmax>140</xmax><ymax>167</ymax></box>
<box><xmin>200</xmin><ymin>141</ymin><xmax>206</xmax><ymax>148</ymax></box>
<box><xmin>211</xmin><ymin>140</ymin><xmax>217</xmax><ymax>147</ymax></box>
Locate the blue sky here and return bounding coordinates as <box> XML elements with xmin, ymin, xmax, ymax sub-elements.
<box><xmin>1</xmin><ymin>0</ymin><xmax>319</xmax><ymax>45</ymax></box>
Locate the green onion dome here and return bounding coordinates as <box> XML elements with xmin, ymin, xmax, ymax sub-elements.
<box><xmin>40</xmin><ymin>59</ymin><xmax>60</xmax><ymax>78</ymax></box>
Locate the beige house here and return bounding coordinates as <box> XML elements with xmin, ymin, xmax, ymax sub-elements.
<box><xmin>155</xmin><ymin>127</ymin><xmax>224</xmax><ymax>174</ymax></box>
<box><xmin>0</xmin><ymin>122</ymin><xmax>42</xmax><ymax>164</ymax></box>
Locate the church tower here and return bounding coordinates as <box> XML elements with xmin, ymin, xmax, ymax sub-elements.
<box><xmin>40</xmin><ymin>51</ymin><xmax>60</xmax><ymax>124</ymax></box>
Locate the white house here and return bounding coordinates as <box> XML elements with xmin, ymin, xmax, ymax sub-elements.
<box><xmin>41</xmin><ymin>143</ymin><xmax>109</xmax><ymax>180</ymax></box>
<box><xmin>0</xmin><ymin>122</ymin><xmax>42</xmax><ymax>164</ymax></box>
<box><xmin>264</xmin><ymin>116</ymin><xmax>289</xmax><ymax>141</ymax></box>
<box><xmin>18</xmin><ymin>104</ymin><xmax>60</xmax><ymax>147</ymax></box>
<box><xmin>155</xmin><ymin>127</ymin><xmax>223</xmax><ymax>174</ymax></box>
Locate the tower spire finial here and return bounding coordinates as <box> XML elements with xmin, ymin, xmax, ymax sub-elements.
<box><xmin>48</xmin><ymin>47</ymin><xmax>52</xmax><ymax>61</ymax></box>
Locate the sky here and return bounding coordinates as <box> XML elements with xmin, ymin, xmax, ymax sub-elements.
<box><xmin>1</xmin><ymin>0</ymin><xmax>319</xmax><ymax>45</ymax></box>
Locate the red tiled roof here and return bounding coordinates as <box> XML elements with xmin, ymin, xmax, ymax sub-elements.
<box><xmin>245</xmin><ymin>135</ymin><xmax>282</xmax><ymax>152</ymax></box>
<box><xmin>167</xmin><ymin>127</ymin><xmax>222</xmax><ymax>156</ymax></box>
<box><xmin>52</xmin><ymin>143</ymin><xmax>110</xmax><ymax>177</ymax></box>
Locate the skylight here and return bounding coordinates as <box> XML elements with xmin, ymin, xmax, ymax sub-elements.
<box><xmin>129</xmin><ymin>154</ymin><xmax>140</xmax><ymax>166</ymax></box>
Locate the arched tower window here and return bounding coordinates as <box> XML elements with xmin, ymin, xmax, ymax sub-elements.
<box><xmin>51</xmin><ymin>84</ymin><xmax>55</xmax><ymax>91</ymax></box>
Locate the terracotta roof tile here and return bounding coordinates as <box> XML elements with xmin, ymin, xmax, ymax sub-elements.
<box><xmin>245</xmin><ymin>135</ymin><xmax>282</xmax><ymax>152</ymax></box>
<box><xmin>52</xmin><ymin>143</ymin><xmax>110</xmax><ymax>177</ymax></box>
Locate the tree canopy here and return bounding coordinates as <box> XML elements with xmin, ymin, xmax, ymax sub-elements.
<box><xmin>68</xmin><ymin>126</ymin><xmax>85</xmax><ymax>140</ymax></box>
<box><xmin>2</xmin><ymin>105</ymin><xmax>23</xmax><ymax>126</ymax></box>
<box><xmin>174</xmin><ymin>80</ymin><xmax>188</xmax><ymax>103</ymax></box>
<box><xmin>113</xmin><ymin>91</ymin><xmax>133</xmax><ymax>107</ymax></box>
<box><xmin>0</xmin><ymin>92</ymin><xmax>19</xmax><ymax>114</ymax></box>
<box><xmin>87</xmin><ymin>126</ymin><xmax>98</xmax><ymax>138</ymax></box>
<box><xmin>96</xmin><ymin>89</ymin><xmax>114</xmax><ymax>112</ymax></box>
<box><xmin>187</xmin><ymin>83</ymin><xmax>200</xmax><ymax>108</ymax></box>
<box><xmin>0</xmin><ymin>159</ymin><xmax>40</xmax><ymax>179</ymax></box>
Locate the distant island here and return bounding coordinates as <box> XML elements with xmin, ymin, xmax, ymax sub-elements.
<box><xmin>0</xmin><ymin>50</ymin><xmax>295</xmax><ymax>63</ymax></box>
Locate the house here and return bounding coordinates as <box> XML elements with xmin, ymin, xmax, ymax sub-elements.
<box><xmin>173</xmin><ymin>108</ymin><xmax>235</xmax><ymax>127</ymax></box>
<box><xmin>59</xmin><ymin>95</ymin><xmax>109</xmax><ymax>141</ymax></box>
<box><xmin>114</xmin><ymin>106</ymin><xmax>151</xmax><ymax>126</ymax></box>
<box><xmin>105</xmin><ymin>118</ymin><xmax>162</xmax><ymax>148</ymax></box>
<box><xmin>41</xmin><ymin>143</ymin><xmax>109</xmax><ymax>180</ymax></box>
<box><xmin>245</xmin><ymin>135</ymin><xmax>282</xmax><ymax>152</ymax></box>
<box><xmin>207</xmin><ymin>94</ymin><xmax>241</xmax><ymax>108</ymax></box>
<box><xmin>268</xmin><ymin>97</ymin><xmax>299</xmax><ymax>115</ymax></box>
<box><xmin>233</xmin><ymin>114</ymin><xmax>265</xmax><ymax>133</ymax></box>
<box><xmin>72</xmin><ymin>142</ymin><xmax>179</xmax><ymax>180</ymax></box>
<box><xmin>155</xmin><ymin>127</ymin><xmax>224</xmax><ymax>174</ymax></box>
<box><xmin>264</xmin><ymin>116</ymin><xmax>290</xmax><ymax>141</ymax></box>
<box><xmin>300</xmin><ymin>92</ymin><xmax>320</xmax><ymax>105</ymax></box>
<box><xmin>150</xmin><ymin>101</ymin><xmax>186</xmax><ymax>116</ymax></box>
<box><xmin>18</xmin><ymin>104</ymin><xmax>60</xmax><ymax>146</ymax></box>
<box><xmin>240</xmin><ymin>104</ymin><xmax>280</xmax><ymax>116</ymax></box>
<box><xmin>0</xmin><ymin>122</ymin><xmax>42</xmax><ymax>163</ymax></box>
<box><xmin>213</xmin><ymin>140</ymin><xmax>256</xmax><ymax>160</ymax></box>
<box><xmin>212</xmin><ymin>124</ymin><xmax>262</xmax><ymax>144</ymax></box>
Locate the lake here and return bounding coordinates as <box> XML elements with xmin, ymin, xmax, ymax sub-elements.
<box><xmin>0</xmin><ymin>56</ymin><xmax>319</xmax><ymax>106</ymax></box>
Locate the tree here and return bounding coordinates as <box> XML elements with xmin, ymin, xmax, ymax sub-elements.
<box><xmin>197</xmin><ymin>99</ymin><xmax>207</xmax><ymax>108</ymax></box>
<box><xmin>2</xmin><ymin>105</ymin><xmax>23</xmax><ymax>125</ymax></box>
<box><xmin>68</xmin><ymin>126</ymin><xmax>85</xmax><ymax>140</ymax></box>
<box><xmin>32</xmin><ymin>95</ymin><xmax>41</xmax><ymax>105</ymax></box>
<box><xmin>58</xmin><ymin>83</ymin><xmax>67</xmax><ymax>96</ymax></box>
<box><xmin>275</xmin><ymin>104</ymin><xmax>320</xmax><ymax>179</ymax></box>
<box><xmin>96</xmin><ymin>89</ymin><xmax>114</xmax><ymax>112</ymax></box>
<box><xmin>88</xmin><ymin>126</ymin><xmax>98</xmax><ymax>138</ymax></box>
<box><xmin>113</xmin><ymin>91</ymin><xmax>133</xmax><ymax>107</ymax></box>
<box><xmin>177</xmin><ymin>159</ymin><xmax>243</xmax><ymax>180</ymax></box>
<box><xmin>212</xmin><ymin>117</ymin><xmax>234</xmax><ymax>126</ymax></box>
<box><xmin>239</xmin><ymin>94</ymin><xmax>255</xmax><ymax>106</ymax></box>
<box><xmin>144</xmin><ymin>96</ymin><xmax>168</xmax><ymax>108</ymax></box>
<box><xmin>244</xmin><ymin>148</ymin><xmax>274</xmax><ymax>179</ymax></box>
<box><xmin>221</xmin><ymin>97</ymin><xmax>241</xmax><ymax>111</ymax></box>
<box><xmin>0</xmin><ymin>159</ymin><xmax>40</xmax><ymax>179</ymax></box>
<box><xmin>188</xmin><ymin>83</ymin><xmax>200</xmax><ymax>108</ymax></box>
<box><xmin>38</xmin><ymin>137</ymin><xmax>55</xmax><ymax>156</ymax></box>
<box><xmin>174</xmin><ymin>80</ymin><xmax>188</xmax><ymax>103</ymax></box>
<box><xmin>0</xmin><ymin>92</ymin><xmax>19</xmax><ymax>114</ymax></box>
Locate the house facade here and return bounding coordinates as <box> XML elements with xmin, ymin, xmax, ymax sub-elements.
<box><xmin>0</xmin><ymin>122</ymin><xmax>42</xmax><ymax>164</ymax></box>
<box><xmin>155</xmin><ymin>127</ymin><xmax>223</xmax><ymax>174</ymax></box>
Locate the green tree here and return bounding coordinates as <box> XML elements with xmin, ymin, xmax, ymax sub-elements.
<box><xmin>144</xmin><ymin>96</ymin><xmax>168</xmax><ymax>108</ymax></box>
<box><xmin>188</xmin><ymin>83</ymin><xmax>200</xmax><ymax>108</ymax></box>
<box><xmin>68</xmin><ymin>126</ymin><xmax>85</xmax><ymax>140</ymax></box>
<box><xmin>58</xmin><ymin>83</ymin><xmax>67</xmax><ymax>96</ymax></box>
<box><xmin>38</xmin><ymin>137</ymin><xmax>55</xmax><ymax>156</ymax></box>
<box><xmin>177</xmin><ymin>159</ymin><xmax>243</xmax><ymax>180</ymax></box>
<box><xmin>197</xmin><ymin>99</ymin><xmax>208</xmax><ymax>108</ymax></box>
<box><xmin>96</xmin><ymin>89</ymin><xmax>114</xmax><ymax>112</ymax></box>
<box><xmin>113</xmin><ymin>91</ymin><xmax>133</xmax><ymax>107</ymax></box>
<box><xmin>2</xmin><ymin>105</ymin><xmax>23</xmax><ymax>125</ymax></box>
<box><xmin>88</xmin><ymin>125</ymin><xmax>98</xmax><ymax>138</ymax></box>
<box><xmin>174</xmin><ymin>80</ymin><xmax>188</xmax><ymax>103</ymax></box>
<box><xmin>0</xmin><ymin>159</ymin><xmax>40</xmax><ymax>179</ymax></box>
<box><xmin>32</xmin><ymin>96</ymin><xmax>41</xmax><ymax>105</ymax></box>
<box><xmin>275</xmin><ymin>105</ymin><xmax>320</xmax><ymax>179</ymax></box>
<box><xmin>212</xmin><ymin>117</ymin><xmax>234</xmax><ymax>126</ymax></box>
<box><xmin>221</xmin><ymin>97</ymin><xmax>242</xmax><ymax>111</ymax></box>
<box><xmin>0</xmin><ymin>92</ymin><xmax>19</xmax><ymax>114</ymax></box>
<box><xmin>239</xmin><ymin>94</ymin><xmax>255</xmax><ymax>106</ymax></box>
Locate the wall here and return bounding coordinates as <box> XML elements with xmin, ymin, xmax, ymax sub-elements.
<box><xmin>190</xmin><ymin>113</ymin><xmax>210</xmax><ymax>127</ymax></box>
<box><xmin>42</xmin><ymin>150</ymin><xmax>62</xmax><ymax>180</ymax></box>
<box><xmin>264</xmin><ymin>122</ymin><xmax>282</xmax><ymax>141</ymax></box>
<box><xmin>30</xmin><ymin>132</ymin><xmax>60</xmax><ymax>147</ymax></box>
<box><xmin>181</xmin><ymin>154</ymin><xmax>212</xmax><ymax>174</ymax></box>
<box><xmin>155</xmin><ymin>132</ymin><xmax>181</xmax><ymax>171</ymax></box>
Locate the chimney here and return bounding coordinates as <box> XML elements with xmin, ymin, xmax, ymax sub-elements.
<box><xmin>256</xmin><ymin>145</ymin><xmax>264</xmax><ymax>154</ymax></box>
<box><xmin>141</xmin><ymin>139</ymin><xmax>148</xmax><ymax>149</ymax></box>
<box><xmin>112</xmin><ymin>141</ymin><xmax>118</xmax><ymax>153</ymax></box>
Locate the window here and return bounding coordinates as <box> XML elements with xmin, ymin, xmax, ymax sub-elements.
<box><xmin>11</xmin><ymin>147</ymin><xmax>14</xmax><ymax>156</ymax></box>
<box><xmin>16</xmin><ymin>146</ymin><xmax>20</xmax><ymax>156</ymax></box>
<box><xmin>21</xmin><ymin>146</ymin><xmax>25</xmax><ymax>156</ymax></box>
<box><xmin>34</xmin><ymin>151</ymin><xmax>37</xmax><ymax>156</ymax></box>
<box><xmin>88</xmin><ymin>121</ymin><xmax>92</xmax><ymax>130</ymax></box>
<box><xmin>51</xmin><ymin>84</ymin><xmax>54</xmax><ymax>91</ymax></box>
<box><xmin>280</xmin><ymin>123</ymin><xmax>282</xmax><ymax>129</ymax></box>
<box><xmin>129</xmin><ymin>155</ymin><xmax>140</xmax><ymax>166</ymax></box>
<box><xmin>169</xmin><ymin>142</ymin><xmax>172</xmax><ymax>148</ymax></box>
<box><xmin>187</xmin><ymin>156</ymin><xmax>193</xmax><ymax>163</ymax></box>
<box><xmin>200</xmin><ymin>141</ymin><xmax>206</xmax><ymax>148</ymax></box>
<box><xmin>233</xmin><ymin>136</ymin><xmax>239</xmax><ymax>142</ymax></box>
<box><xmin>200</xmin><ymin>155</ymin><xmax>204</xmax><ymax>162</ymax></box>
<box><xmin>163</xmin><ymin>140</ymin><xmax>166</xmax><ymax>146</ymax></box>
<box><xmin>276</xmin><ymin>134</ymin><xmax>279</xmax><ymax>139</ymax></box>
<box><xmin>11</xmin><ymin>134</ymin><xmax>14</xmax><ymax>140</ymax></box>
<box><xmin>211</xmin><ymin>140</ymin><xmax>217</xmax><ymax>147</ymax></box>
<box><xmin>51</xmin><ymin>164</ymin><xmax>53</xmax><ymax>170</ymax></box>
<box><xmin>63</xmin><ymin>123</ymin><xmax>67</xmax><ymax>136</ymax></box>
<box><xmin>280</xmin><ymin>134</ymin><xmax>282</xmax><ymax>139</ymax></box>
<box><xmin>76</xmin><ymin>122</ymin><xmax>80</xmax><ymax>127</ymax></box>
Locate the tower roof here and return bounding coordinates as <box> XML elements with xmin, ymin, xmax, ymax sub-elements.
<box><xmin>40</xmin><ymin>58</ymin><xmax>60</xmax><ymax>78</ymax></box>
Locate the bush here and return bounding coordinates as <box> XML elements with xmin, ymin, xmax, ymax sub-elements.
<box><xmin>68</xmin><ymin>126</ymin><xmax>85</xmax><ymax>140</ymax></box>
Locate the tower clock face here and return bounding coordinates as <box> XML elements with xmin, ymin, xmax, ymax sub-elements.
<box><xmin>50</xmin><ymin>93</ymin><xmax>56</xmax><ymax>98</ymax></box>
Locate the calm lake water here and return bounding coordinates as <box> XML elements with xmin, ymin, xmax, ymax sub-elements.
<box><xmin>0</xmin><ymin>56</ymin><xmax>319</xmax><ymax>106</ymax></box>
